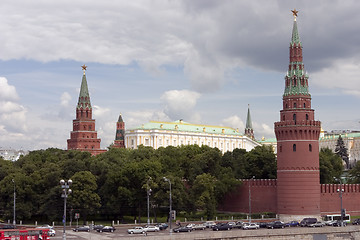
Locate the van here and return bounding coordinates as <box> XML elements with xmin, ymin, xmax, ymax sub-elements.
<box><xmin>300</xmin><ymin>218</ymin><xmax>317</xmax><ymax>227</ymax></box>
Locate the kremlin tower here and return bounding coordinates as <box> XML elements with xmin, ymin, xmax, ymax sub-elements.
<box><xmin>244</xmin><ymin>104</ymin><xmax>254</xmax><ymax>140</ymax></box>
<box><xmin>113</xmin><ymin>114</ymin><xmax>125</xmax><ymax>148</ymax></box>
<box><xmin>274</xmin><ymin>10</ymin><xmax>321</xmax><ymax>220</ymax></box>
<box><xmin>67</xmin><ymin>65</ymin><xmax>105</xmax><ymax>156</ymax></box>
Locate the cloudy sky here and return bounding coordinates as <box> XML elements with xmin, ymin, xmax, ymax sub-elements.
<box><xmin>0</xmin><ymin>0</ymin><xmax>359</xmax><ymax>150</ymax></box>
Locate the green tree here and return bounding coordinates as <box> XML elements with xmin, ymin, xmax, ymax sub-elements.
<box><xmin>335</xmin><ymin>135</ymin><xmax>349</xmax><ymax>169</ymax></box>
<box><xmin>348</xmin><ymin>161</ymin><xmax>360</xmax><ymax>183</ymax></box>
<box><xmin>245</xmin><ymin>145</ymin><xmax>277</xmax><ymax>179</ymax></box>
<box><xmin>191</xmin><ymin>173</ymin><xmax>217</xmax><ymax>220</ymax></box>
<box><xmin>68</xmin><ymin>171</ymin><xmax>101</xmax><ymax>223</ymax></box>
<box><xmin>319</xmin><ymin>148</ymin><xmax>343</xmax><ymax>184</ymax></box>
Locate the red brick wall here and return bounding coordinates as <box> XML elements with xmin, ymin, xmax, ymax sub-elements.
<box><xmin>321</xmin><ymin>184</ymin><xmax>360</xmax><ymax>216</ymax></box>
<box><xmin>219</xmin><ymin>179</ymin><xmax>277</xmax><ymax>213</ymax></box>
<box><xmin>219</xmin><ymin>180</ymin><xmax>360</xmax><ymax>217</ymax></box>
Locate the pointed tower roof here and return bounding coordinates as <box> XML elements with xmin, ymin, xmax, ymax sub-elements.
<box><xmin>245</xmin><ymin>104</ymin><xmax>253</xmax><ymax>129</ymax></box>
<box><xmin>117</xmin><ymin>113</ymin><xmax>124</xmax><ymax>122</ymax></box>
<box><xmin>77</xmin><ymin>65</ymin><xmax>92</xmax><ymax>110</ymax></box>
<box><xmin>283</xmin><ymin>11</ymin><xmax>310</xmax><ymax>97</ymax></box>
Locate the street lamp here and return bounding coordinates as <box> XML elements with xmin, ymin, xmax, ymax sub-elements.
<box><xmin>60</xmin><ymin>179</ymin><xmax>72</xmax><ymax>240</ymax></box>
<box><xmin>12</xmin><ymin>179</ymin><xmax>15</xmax><ymax>226</ymax></box>
<box><xmin>163</xmin><ymin>177</ymin><xmax>172</xmax><ymax>234</ymax></box>
<box><xmin>334</xmin><ymin>177</ymin><xmax>344</xmax><ymax>227</ymax></box>
<box><xmin>249</xmin><ymin>176</ymin><xmax>255</xmax><ymax>223</ymax></box>
<box><xmin>147</xmin><ymin>177</ymin><xmax>152</xmax><ymax>225</ymax></box>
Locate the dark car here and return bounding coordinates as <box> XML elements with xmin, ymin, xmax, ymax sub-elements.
<box><xmin>173</xmin><ymin>226</ymin><xmax>192</xmax><ymax>233</ymax></box>
<box><xmin>155</xmin><ymin>223</ymin><xmax>168</xmax><ymax>230</ymax></box>
<box><xmin>212</xmin><ymin>223</ymin><xmax>232</xmax><ymax>231</ymax></box>
<box><xmin>233</xmin><ymin>221</ymin><xmax>243</xmax><ymax>229</ymax></box>
<box><xmin>258</xmin><ymin>222</ymin><xmax>268</xmax><ymax>228</ymax></box>
<box><xmin>73</xmin><ymin>226</ymin><xmax>90</xmax><ymax>232</ymax></box>
<box><xmin>352</xmin><ymin>218</ymin><xmax>360</xmax><ymax>225</ymax></box>
<box><xmin>92</xmin><ymin>225</ymin><xmax>104</xmax><ymax>231</ymax></box>
<box><xmin>300</xmin><ymin>218</ymin><xmax>317</xmax><ymax>227</ymax></box>
<box><xmin>267</xmin><ymin>221</ymin><xmax>285</xmax><ymax>229</ymax></box>
<box><xmin>285</xmin><ymin>221</ymin><xmax>299</xmax><ymax>227</ymax></box>
<box><xmin>97</xmin><ymin>226</ymin><xmax>116</xmax><ymax>232</ymax></box>
<box><xmin>332</xmin><ymin>220</ymin><xmax>347</xmax><ymax>227</ymax></box>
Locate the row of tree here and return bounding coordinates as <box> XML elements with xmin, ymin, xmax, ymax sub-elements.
<box><xmin>0</xmin><ymin>143</ymin><xmax>355</xmax><ymax>223</ymax></box>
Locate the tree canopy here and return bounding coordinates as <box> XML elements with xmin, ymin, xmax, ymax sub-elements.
<box><xmin>0</xmin><ymin>144</ymin><xmax>277</xmax><ymax>222</ymax></box>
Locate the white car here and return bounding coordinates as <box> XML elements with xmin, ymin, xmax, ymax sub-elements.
<box><xmin>48</xmin><ymin>228</ymin><xmax>56</xmax><ymax>236</ymax></box>
<box><xmin>143</xmin><ymin>225</ymin><xmax>160</xmax><ymax>232</ymax></box>
<box><xmin>127</xmin><ymin>226</ymin><xmax>145</xmax><ymax>234</ymax></box>
<box><xmin>242</xmin><ymin>223</ymin><xmax>259</xmax><ymax>230</ymax></box>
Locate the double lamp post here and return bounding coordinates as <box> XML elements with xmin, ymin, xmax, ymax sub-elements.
<box><xmin>60</xmin><ymin>179</ymin><xmax>72</xmax><ymax>240</ymax></box>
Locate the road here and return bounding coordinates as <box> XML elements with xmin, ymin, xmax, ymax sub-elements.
<box><xmin>50</xmin><ymin>224</ymin><xmax>360</xmax><ymax>240</ymax></box>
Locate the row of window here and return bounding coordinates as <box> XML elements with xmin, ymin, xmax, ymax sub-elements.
<box><xmin>279</xmin><ymin>144</ymin><xmax>312</xmax><ymax>152</ymax></box>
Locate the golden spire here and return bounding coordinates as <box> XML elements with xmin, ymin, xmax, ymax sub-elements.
<box><xmin>291</xmin><ymin>8</ymin><xmax>298</xmax><ymax>21</ymax></box>
<box><xmin>81</xmin><ymin>64</ymin><xmax>87</xmax><ymax>75</ymax></box>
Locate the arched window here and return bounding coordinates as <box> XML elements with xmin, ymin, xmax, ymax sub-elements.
<box><xmin>294</xmin><ymin>102</ymin><xmax>297</xmax><ymax>108</ymax></box>
<box><xmin>293</xmin><ymin>144</ymin><xmax>296</xmax><ymax>152</ymax></box>
<box><xmin>303</xmin><ymin>103</ymin><xmax>306</xmax><ymax>108</ymax></box>
<box><xmin>286</xmin><ymin>104</ymin><xmax>288</xmax><ymax>109</ymax></box>
<box><xmin>293</xmin><ymin>114</ymin><xmax>296</xmax><ymax>124</ymax></box>
<box><xmin>279</xmin><ymin>145</ymin><xmax>282</xmax><ymax>152</ymax></box>
<box><xmin>282</xmin><ymin>115</ymin><xmax>285</xmax><ymax>121</ymax></box>
<box><xmin>309</xmin><ymin>144</ymin><xmax>312</xmax><ymax>152</ymax></box>
<box><xmin>306</xmin><ymin>114</ymin><xmax>309</xmax><ymax>121</ymax></box>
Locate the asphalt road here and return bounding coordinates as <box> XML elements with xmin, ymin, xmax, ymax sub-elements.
<box><xmin>49</xmin><ymin>224</ymin><xmax>360</xmax><ymax>240</ymax></box>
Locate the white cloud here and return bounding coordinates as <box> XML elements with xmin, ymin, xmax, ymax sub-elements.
<box><xmin>312</xmin><ymin>58</ymin><xmax>360</xmax><ymax>97</ymax></box>
<box><xmin>0</xmin><ymin>77</ymin><xmax>19</xmax><ymax>101</ymax></box>
<box><xmin>222</xmin><ymin>115</ymin><xmax>245</xmax><ymax>131</ymax></box>
<box><xmin>161</xmin><ymin>89</ymin><xmax>201</xmax><ymax>122</ymax></box>
<box><xmin>60</xmin><ymin>92</ymin><xmax>71</xmax><ymax>107</ymax></box>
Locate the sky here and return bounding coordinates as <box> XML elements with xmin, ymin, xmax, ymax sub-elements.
<box><xmin>0</xmin><ymin>0</ymin><xmax>360</xmax><ymax>150</ymax></box>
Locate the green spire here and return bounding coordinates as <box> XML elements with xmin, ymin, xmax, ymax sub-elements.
<box><xmin>118</xmin><ymin>113</ymin><xmax>123</xmax><ymax>122</ymax></box>
<box><xmin>291</xmin><ymin>20</ymin><xmax>301</xmax><ymax>46</ymax></box>
<box><xmin>245</xmin><ymin>105</ymin><xmax>252</xmax><ymax>129</ymax></box>
<box><xmin>77</xmin><ymin>70</ymin><xmax>92</xmax><ymax>110</ymax></box>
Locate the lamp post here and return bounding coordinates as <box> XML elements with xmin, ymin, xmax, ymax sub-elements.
<box><xmin>147</xmin><ymin>177</ymin><xmax>152</xmax><ymax>225</ymax></box>
<box><xmin>60</xmin><ymin>179</ymin><xmax>72</xmax><ymax>240</ymax></box>
<box><xmin>12</xmin><ymin>179</ymin><xmax>15</xmax><ymax>226</ymax></box>
<box><xmin>249</xmin><ymin>176</ymin><xmax>255</xmax><ymax>223</ymax></box>
<box><xmin>334</xmin><ymin>177</ymin><xmax>344</xmax><ymax>227</ymax></box>
<box><xmin>163</xmin><ymin>177</ymin><xmax>172</xmax><ymax>234</ymax></box>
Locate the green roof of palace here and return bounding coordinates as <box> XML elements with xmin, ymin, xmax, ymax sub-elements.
<box><xmin>320</xmin><ymin>132</ymin><xmax>360</xmax><ymax>140</ymax></box>
<box><xmin>131</xmin><ymin>120</ymin><xmax>244</xmax><ymax>136</ymax></box>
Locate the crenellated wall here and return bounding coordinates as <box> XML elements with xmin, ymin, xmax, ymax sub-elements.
<box><xmin>219</xmin><ymin>180</ymin><xmax>360</xmax><ymax>216</ymax></box>
<box><xmin>218</xmin><ymin>179</ymin><xmax>277</xmax><ymax>213</ymax></box>
<box><xmin>320</xmin><ymin>184</ymin><xmax>360</xmax><ymax>215</ymax></box>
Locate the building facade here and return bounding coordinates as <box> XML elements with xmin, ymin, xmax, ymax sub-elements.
<box><xmin>125</xmin><ymin>120</ymin><xmax>260</xmax><ymax>153</ymax></box>
<box><xmin>67</xmin><ymin>65</ymin><xmax>106</xmax><ymax>156</ymax></box>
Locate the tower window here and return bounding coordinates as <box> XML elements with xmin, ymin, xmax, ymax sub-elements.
<box><xmin>293</xmin><ymin>114</ymin><xmax>296</xmax><ymax>124</ymax></box>
<box><xmin>279</xmin><ymin>145</ymin><xmax>282</xmax><ymax>152</ymax></box>
<box><xmin>294</xmin><ymin>102</ymin><xmax>297</xmax><ymax>108</ymax></box>
<box><xmin>303</xmin><ymin>103</ymin><xmax>306</xmax><ymax>108</ymax></box>
<box><xmin>282</xmin><ymin>115</ymin><xmax>285</xmax><ymax>121</ymax></box>
<box><xmin>309</xmin><ymin>144</ymin><xmax>312</xmax><ymax>152</ymax></box>
<box><xmin>306</xmin><ymin>114</ymin><xmax>309</xmax><ymax>121</ymax></box>
<box><xmin>293</xmin><ymin>144</ymin><xmax>296</xmax><ymax>152</ymax></box>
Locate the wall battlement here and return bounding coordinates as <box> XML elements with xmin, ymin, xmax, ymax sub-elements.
<box><xmin>241</xmin><ymin>179</ymin><xmax>277</xmax><ymax>187</ymax></box>
<box><xmin>321</xmin><ymin>184</ymin><xmax>360</xmax><ymax>193</ymax></box>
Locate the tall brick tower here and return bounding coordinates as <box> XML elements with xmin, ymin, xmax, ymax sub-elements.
<box><xmin>274</xmin><ymin>10</ymin><xmax>321</xmax><ymax>220</ymax></box>
<box><xmin>67</xmin><ymin>65</ymin><xmax>105</xmax><ymax>156</ymax></box>
<box><xmin>113</xmin><ymin>114</ymin><xmax>125</xmax><ymax>148</ymax></box>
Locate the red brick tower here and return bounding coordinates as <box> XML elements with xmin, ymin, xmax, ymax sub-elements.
<box><xmin>67</xmin><ymin>65</ymin><xmax>105</xmax><ymax>156</ymax></box>
<box><xmin>113</xmin><ymin>114</ymin><xmax>125</xmax><ymax>148</ymax></box>
<box><xmin>274</xmin><ymin>10</ymin><xmax>321</xmax><ymax>220</ymax></box>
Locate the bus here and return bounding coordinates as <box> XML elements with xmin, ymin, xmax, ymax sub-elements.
<box><xmin>0</xmin><ymin>228</ymin><xmax>50</xmax><ymax>240</ymax></box>
<box><xmin>322</xmin><ymin>214</ymin><xmax>351</xmax><ymax>224</ymax></box>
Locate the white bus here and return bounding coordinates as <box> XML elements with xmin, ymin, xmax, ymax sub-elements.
<box><xmin>322</xmin><ymin>214</ymin><xmax>351</xmax><ymax>224</ymax></box>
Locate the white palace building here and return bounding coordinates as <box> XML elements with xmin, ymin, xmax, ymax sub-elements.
<box><xmin>125</xmin><ymin>119</ymin><xmax>260</xmax><ymax>153</ymax></box>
